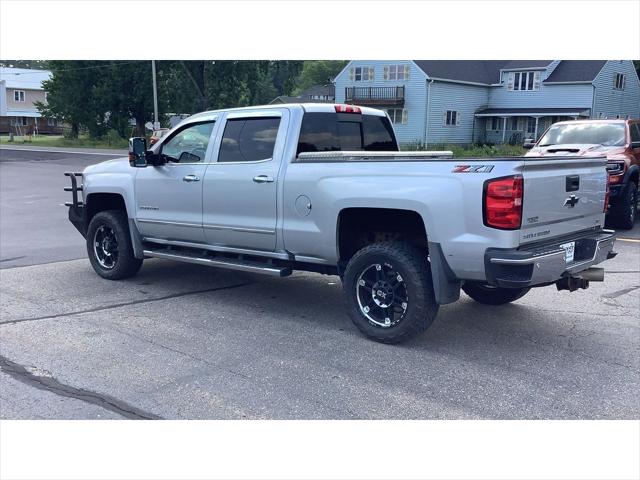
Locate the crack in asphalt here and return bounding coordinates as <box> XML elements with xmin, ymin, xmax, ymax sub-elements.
<box><xmin>0</xmin><ymin>354</ymin><xmax>161</xmax><ymax>420</ymax></box>
<box><xmin>600</xmin><ymin>285</ymin><xmax>640</xmax><ymax>299</ymax></box>
<box><xmin>0</xmin><ymin>256</ymin><xmax>27</xmax><ymax>263</ymax></box>
<box><xmin>0</xmin><ymin>282</ymin><xmax>254</xmax><ymax>326</ymax></box>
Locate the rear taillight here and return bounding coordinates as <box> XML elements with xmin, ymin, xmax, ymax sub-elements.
<box><xmin>335</xmin><ymin>104</ymin><xmax>361</xmax><ymax>114</ymax></box>
<box><xmin>483</xmin><ymin>175</ymin><xmax>523</xmax><ymax>230</ymax></box>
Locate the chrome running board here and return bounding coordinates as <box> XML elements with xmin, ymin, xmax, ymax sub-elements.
<box><xmin>142</xmin><ymin>249</ymin><xmax>291</xmax><ymax>277</ymax></box>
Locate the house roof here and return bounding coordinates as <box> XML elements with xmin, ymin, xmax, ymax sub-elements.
<box><xmin>269</xmin><ymin>84</ymin><xmax>335</xmax><ymax>105</ymax></box>
<box><xmin>299</xmin><ymin>84</ymin><xmax>335</xmax><ymax>97</ymax></box>
<box><xmin>411</xmin><ymin>60</ymin><xmax>607</xmax><ymax>85</ymax></box>
<box><xmin>412</xmin><ymin>60</ymin><xmax>508</xmax><ymax>84</ymax></box>
<box><xmin>543</xmin><ymin>60</ymin><xmax>607</xmax><ymax>82</ymax></box>
<box><xmin>0</xmin><ymin>67</ymin><xmax>51</xmax><ymax>90</ymax></box>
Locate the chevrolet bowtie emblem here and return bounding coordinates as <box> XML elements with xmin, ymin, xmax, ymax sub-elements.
<box><xmin>564</xmin><ymin>195</ymin><xmax>580</xmax><ymax>208</ymax></box>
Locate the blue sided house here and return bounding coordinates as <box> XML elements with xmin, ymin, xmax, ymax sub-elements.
<box><xmin>333</xmin><ymin>60</ymin><xmax>640</xmax><ymax>146</ymax></box>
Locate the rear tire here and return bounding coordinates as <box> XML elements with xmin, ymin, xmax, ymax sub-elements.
<box><xmin>342</xmin><ymin>241</ymin><xmax>438</xmax><ymax>344</ymax></box>
<box><xmin>462</xmin><ymin>282</ymin><xmax>530</xmax><ymax>305</ymax></box>
<box><xmin>86</xmin><ymin>210</ymin><xmax>142</xmax><ymax>280</ymax></box>
<box><xmin>610</xmin><ymin>182</ymin><xmax>638</xmax><ymax>230</ymax></box>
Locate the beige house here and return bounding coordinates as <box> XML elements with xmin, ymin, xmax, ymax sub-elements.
<box><xmin>0</xmin><ymin>67</ymin><xmax>63</xmax><ymax>134</ymax></box>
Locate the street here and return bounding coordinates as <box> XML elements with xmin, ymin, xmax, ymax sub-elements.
<box><xmin>1</xmin><ymin>146</ymin><xmax>639</xmax><ymax>420</ymax></box>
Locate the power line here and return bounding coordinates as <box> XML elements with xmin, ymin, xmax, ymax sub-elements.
<box><xmin>0</xmin><ymin>61</ymin><xmax>144</xmax><ymax>75</ymax></box>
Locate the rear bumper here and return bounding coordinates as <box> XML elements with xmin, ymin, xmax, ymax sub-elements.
<box><xmin>484</xmin><ymin>229</ymin><xmax>616</xmax><ymax>288</ymax></box>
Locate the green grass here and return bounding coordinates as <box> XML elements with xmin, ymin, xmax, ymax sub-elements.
<box><xmin>402</xmin><ymin>142</ymin><xmax>526</xmax><ymax>158</ymax></box>
<box><xmin>0</xmin><ymin>134</ymin><xmax>129</xmax><ymax>150</ymax></box>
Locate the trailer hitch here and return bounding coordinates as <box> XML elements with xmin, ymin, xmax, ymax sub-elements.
<box><xmin>556</xmin><ymin>267</ymin><xmax>605</xmax><ymax>292</ymax></box>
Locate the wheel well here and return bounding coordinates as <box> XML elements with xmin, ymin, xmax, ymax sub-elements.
<box><xmin>337</xmin><ymin>208</ymin><xmax>428</xmax><ymax>263</ymax></box>
<box><xmin>86</xmin><ymin>193</ymin><xmax>127</xmax><ymax>224</ymax></box>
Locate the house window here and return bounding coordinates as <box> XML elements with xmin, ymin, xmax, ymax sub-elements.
<box><xmin>445</xmin><ymin>110</ymin><xmax>460</xmax><ymax>127</ymax></box>
<box><xmin>10</xmin><ymin>117</ymin><xmax>28</xmax><ymax>126</ymax></box>
<box><xmin>350</xmin><ymin>66</ymin><xmax>374</xmax><ymax>82</ymax></box>
<box><xmin>385</xmin><ymin>64</ymin><xmax>409</xmax><ymax>81</ymax></box>
<box><xmin>387</xmin><ymin>108</ymin><xmax>407</xmax><ymax>125</ymax></box>
<box><xmin>527</xmin><ymin>117</ymin><xmax>536</xmax><ymax>134</ymax></box>
<box><xmin>46</xmin><ymin>118</ymin><xmax>58</xmax><ymax>126</ymax></box>
<box><xmin>510</xmin><ymin>117</ymin><xmax>519</xmax><ymax>130</ymax></box>
<box><xmin>13</xmin><ymin>90</ymin><xmax>25</xmax><ymax>102</ymax></box>
<box><xmin>614</xmin><ymin>73</ymin><xmax>626</xmax><ymax>90</ymax></box>
<box><xmin>511</xmin><ymin>71</ymin><xmax>540</xmax><ymax>91</ymax></box>
<box><xmin>489</xmin><ymin>117</ymin><xmax>502</xmax><ymax>131</ymax></box>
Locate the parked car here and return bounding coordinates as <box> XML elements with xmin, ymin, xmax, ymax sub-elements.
<box><xmin>149</xmin><ymin>128</ymin><xmax>169</xmax><ymax>146</ymax></box>
<box><xmin>65</xmin><ymin>104</ymin><xmax>616</xmax><ymax>344</ymax></box>
<box><xmin>526</xmin><ymin>119</ymin><xmax>640</xmax><ymax>229</ymax></box>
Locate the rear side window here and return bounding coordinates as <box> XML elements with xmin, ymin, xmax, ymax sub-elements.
<box><xmin>297</xmin><ymin>112</ymin><xmax>398</xmax><ymax>154</ymax></box>
<box><xmin>218</xmin><ymin>117</ymin><xmax>280</xmax><ymax>162</ymax></box>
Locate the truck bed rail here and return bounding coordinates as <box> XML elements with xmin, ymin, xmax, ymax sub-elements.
<box><xmin>294</xmin><ymin>150</ymin><xmax>454</xmax><ymax>163</ymax></box>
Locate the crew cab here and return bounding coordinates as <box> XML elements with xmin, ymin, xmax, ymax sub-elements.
<box><xmin>526</xmin><ymin>119</ymin><xmax>640</xmax><ymax>229</ymax></box>
<box><xmin>65</xmin><ymin>104</ymin><xmax>617</xmax><ymax>343</ymax></box>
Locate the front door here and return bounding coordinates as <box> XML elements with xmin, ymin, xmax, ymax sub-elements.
<box><xmin>202</xmin><ymin>110</ymin><xmax>287</xmax><ymax>252</ymax></box>
<box><xmin>135</xmin><ymin>120</ymin><xmax>217</xmax><ymax>243</ymax></box>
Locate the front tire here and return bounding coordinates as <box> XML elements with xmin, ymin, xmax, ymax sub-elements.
<box><xmin>462</xmin><ymin>282</ymin><xmax>530</xmax><ymax>305</ymax></box>
<box><xmin>86</xmin><ymin>210</ymin><xmax>142</xmax><ymax>280</ymax></box>
<box><xmin>342</xmin><ymin>241</ymin><xmax>438</xmax><ymax>344</ymax></box>
<box><xmin>610</xmin><ymin>182</ymin><xmax>638</xmax><ymax>230</ymax></box>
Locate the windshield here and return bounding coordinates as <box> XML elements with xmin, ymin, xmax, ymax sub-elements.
<box><xmin>538</xmin><ymin>123</ymin><xmax>626</xmax><ymax>147</ymax></box>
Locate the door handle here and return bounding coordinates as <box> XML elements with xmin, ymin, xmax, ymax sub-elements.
<box><xmin>183</xmin><ymin>175</ymin><xmax>200</xmax><ymax>182</ymax></box>
<box><xmin>253</xmin><ymin>175</ymin><xmax>274</xmax><ymax>184</ymax></box>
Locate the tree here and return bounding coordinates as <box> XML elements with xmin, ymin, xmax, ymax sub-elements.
<box><xmin>36</xmin><ymin>61</ymin><xmax>108</xmax><ymax>138</ymax></box>
<box><xmin>293</xmin><ymin>60</ymin><xmax>348</xmax><ymax>93</ymax></box>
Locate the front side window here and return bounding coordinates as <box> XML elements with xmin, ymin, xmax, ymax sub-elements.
<box><xmin>630</xmin><ymin>123</ymin><xmax>640</xmax><ymax>142</ymax></box>
<box><xmin>614</xmin><ymin>73</ymin><xmax>626</xmax><ymax>90</ymax></box>
<box><xmin>445</xmin><ymin>110</ymin><xmax>459</xmax><ymax>126</ymax></box>
<box><xmin>218</xmin><ymin>117</ymin><xmax>280</xmax><ymax>163</ymax></box>
<box><xmin>14</xmin><ymin>90</ymin><xmax>25</xmax><ymax>102</ymax></box>
<box><xmin>161</xmin><ymin>121</ymin><xmax>215</xmax><ymax>163</ymax></box>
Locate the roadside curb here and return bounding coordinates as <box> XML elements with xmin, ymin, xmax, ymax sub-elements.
<box><xmin>0</xmin><ymin>145</ymin><xmax>127</xmax><ymax>156</ymax></box>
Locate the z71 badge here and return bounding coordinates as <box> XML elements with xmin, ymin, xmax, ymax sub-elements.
<box><xmin>452</xmin><ymin>165</ymin><xmax>495</xmax><ymax>173</ymax></box>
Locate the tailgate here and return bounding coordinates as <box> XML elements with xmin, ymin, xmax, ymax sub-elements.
<box><xmin>519</xmin><ymin>156</ymin><xmax>607</xmax><ymax>245</ymax></box>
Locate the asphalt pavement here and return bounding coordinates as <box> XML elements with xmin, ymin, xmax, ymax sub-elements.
<box><xmin>0</xmin><ymin>146</ymin><xmax>638</xmax><ymax>419</ymax></box>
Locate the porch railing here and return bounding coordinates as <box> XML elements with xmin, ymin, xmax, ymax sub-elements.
<box><xmin>345</xmin><ymin>86</ymin><xmax>405</xmax><ymax>106</ymax></box>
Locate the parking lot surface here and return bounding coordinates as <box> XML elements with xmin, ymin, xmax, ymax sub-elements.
<box><xmin>1</xmin><ymin>147</ymin><xmax>638</xmax><ymax>419</ymax></box>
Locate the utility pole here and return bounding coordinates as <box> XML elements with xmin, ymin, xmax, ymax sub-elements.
<box><xmin>151</xmin><ymin>60</ymin><xmax>159</xmax><ymax>129</ymax></box>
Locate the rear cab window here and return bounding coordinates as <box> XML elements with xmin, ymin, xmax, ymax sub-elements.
<box><xmin>297</xmin><ymin>111</ymin><xmax>399</xmax><ymax>155</ymax></box>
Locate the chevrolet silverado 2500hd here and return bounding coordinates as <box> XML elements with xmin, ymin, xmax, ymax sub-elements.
<box><xmin>65</xmin><ymin>103</ymin><xmax>617</xmax><ymax>343</ymax></box>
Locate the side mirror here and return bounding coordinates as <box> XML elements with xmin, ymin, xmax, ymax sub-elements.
<box><xmin>129</xmin><ymin>137</ymin><xmax>148</xmax><ymax>167</ymax></box>
<box><xmin>523</xmin><ymin>140</ymin><xmax>536</xmax><ymax>149</ymax></box>
<box><xmin>631</xmin><ymin>141</ymin><xmax>640</xmax><ymax>149</ymax></box>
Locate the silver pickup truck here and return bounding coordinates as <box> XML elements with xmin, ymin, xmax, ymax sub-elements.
<box><xmin>65</xmin><ymin>103</ymin><xmax>617</xmax><ymax>343</ymax></box>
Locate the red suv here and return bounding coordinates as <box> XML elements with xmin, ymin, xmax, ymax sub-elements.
<box><xmin>526</xmin><ymin>119</ymin><xmax>640</xmax><ymax>229</ymax></box>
